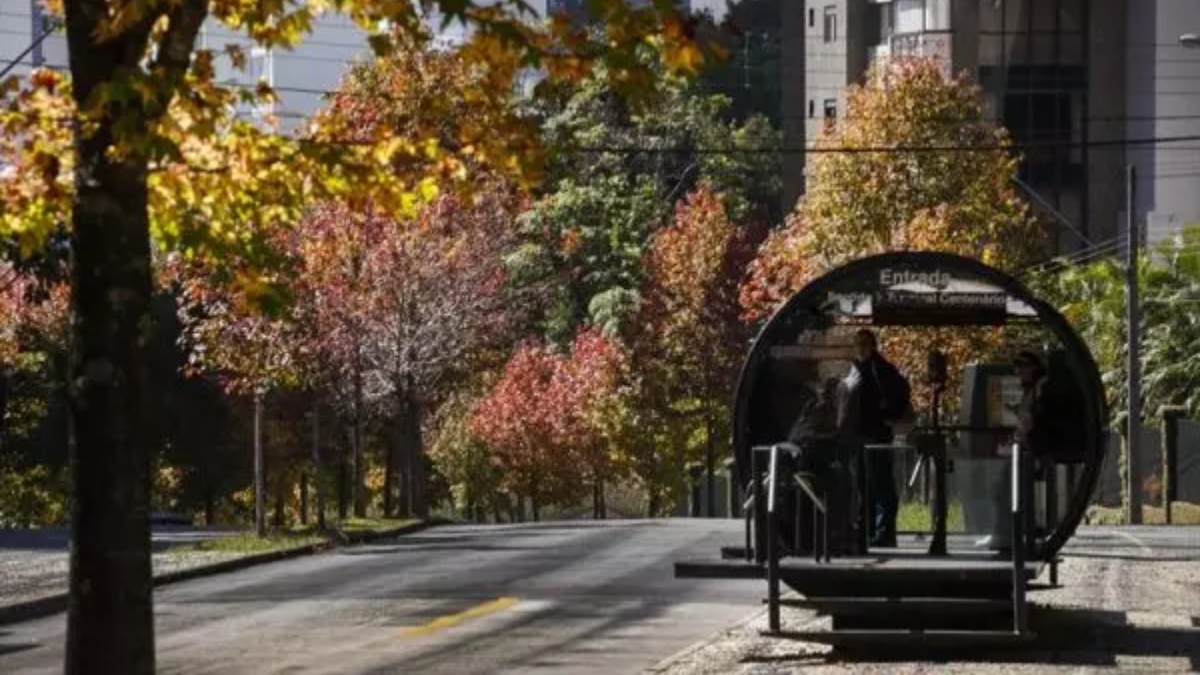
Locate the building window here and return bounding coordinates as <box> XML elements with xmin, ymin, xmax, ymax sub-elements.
<box><xmin>823</xmin><ymin>98</ymin><xmax>837</xmax><ymax>119</ymax></box>
<box><xmin>809</xmin><ymin>8</ymin><xmax>815</xmax><ymax>28</ymax></box>
<box><xmin>809</xmin><ymin>100</ymin><xmax>816</xmax><ymax>118</ymax></box>
<box><xmin>894</xmin><ymin>0</ymin><xmax>951</xmax><ymax>34</ymax></box>
<box><xmin>823</xmin><ymin>6</ymin><xmax>837</xmax><ymax>43</ymax></box>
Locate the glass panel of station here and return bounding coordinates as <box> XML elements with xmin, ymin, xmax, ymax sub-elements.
<box><xmin>749</xmin><ymin>264</ymin><xmax>1095</xmax><ymax>555</ymax></box>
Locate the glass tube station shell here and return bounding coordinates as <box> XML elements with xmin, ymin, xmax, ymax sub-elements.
<box><xmin>732</xmin><ymin>251</ymin><xmax>1107</xmax><ymax>561</ymax></box>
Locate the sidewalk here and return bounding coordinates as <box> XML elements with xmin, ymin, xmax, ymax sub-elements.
<box><xmin>0</xmin><ymin>520</ymin><xmax>435</xmax><ymax>624</ymax></box>
<box><xmin>655</xmin><ymin>526</ymin><xmax>1200</xmax><ymax>674</ymax></box>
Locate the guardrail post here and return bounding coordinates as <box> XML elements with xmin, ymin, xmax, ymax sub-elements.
<box><xmin>725</xmin><ymin>457</ymin><xmax>739</xmax><ymax>518</ymax></box>
<box><xmin>752</xmin><ymin>448</ymin><xmax>765</xmax><ymax>564</ymax></box>
<box><xmin>687</xmin><ymin>463</ymin><xmax>704</xmax><ymax>518</ymax></box>
<box><xmin>767</xmin><ymin>444</ymin><xmax>781</xmax><ymax>633</ymax></box>
<box><xmin>1161</xmin><ymin>406</ymin><xmax>1186</xmax><ymax>524</ymax></box>
<box><xmin>1011</xmin><ymin>444</ymin><xmax>1028</xmax><ymax>635</ymax></box>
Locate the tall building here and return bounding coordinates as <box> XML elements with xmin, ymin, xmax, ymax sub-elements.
<box><xmin>787</xmin><ymin>0</ymin><xmax>1200</xmax><ymax>253</ymax></box>
<box><xmin>1126</xmin><ymin>0</ymin><xmax>1200</xmax><ymax>249</ymax></box>
<box><xmin>1</xmin><ymin>1</ymin><xmax>67</xmax><ymax>75</ymax></box>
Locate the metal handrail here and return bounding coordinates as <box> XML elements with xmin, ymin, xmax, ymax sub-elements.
<box><xmin>766</xmin><ymin>444</ymin><xmax>781</xmax><ymax>633</ymax></box>
<box><xmin>743</xmin><ymin>487</ymin><xmax>754</xmax><ymax>562</ymax></box>
<box><xmin>1011</xmin><ymin>443</ymin><xmax>1028</xmax><ymax>635</ymax></box>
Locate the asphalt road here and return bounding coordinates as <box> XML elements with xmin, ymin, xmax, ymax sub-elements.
<box><xmin>0</xmin><ymin>519</ymin><xmax>761</xmax><ymax>674</ymax></box>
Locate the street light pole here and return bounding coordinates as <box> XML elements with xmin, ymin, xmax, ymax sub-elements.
<box><xmin>1126</xmin><ymin>166</ymin><xmax>1143</xmax><ymax>526</ymax></box>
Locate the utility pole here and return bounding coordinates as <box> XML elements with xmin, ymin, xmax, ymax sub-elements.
<box><xmin>30</xmin><ymin>0</ymin><xmax>45</xmax><ymax>67</ymax></box>
<box><xmin>1125</xmin><ymin>165</ymin><xmax>1143</xmax><ymax>525</ymax></box>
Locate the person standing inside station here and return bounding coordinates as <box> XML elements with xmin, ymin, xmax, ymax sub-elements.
<box><xmin>849</xmin><ymin>329</ymin><xmax>913</xmax><ymax>549</ymax></box>
<box><xmin>978</xmin><ymin>349</ymin><xmax>1051</xmax><ymax>551</ymax></box>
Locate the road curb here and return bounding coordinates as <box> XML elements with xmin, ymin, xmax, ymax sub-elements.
<box><xmin>0</xmin><ymin>518</ymin><xmax>448</xmax><ymax>627</ymax></box>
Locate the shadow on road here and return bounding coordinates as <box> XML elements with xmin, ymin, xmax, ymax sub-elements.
<box><xmin>0</xmin><ymin>632</ymin><xmax>38</xmax><ymax>658</ymax></box>
<box><xmin>743</xmin><ymin>607</ymin><xmax>1200</xmax><ymax>671</ymax></box>
<box><xmin>340</xmin><ymin>541</ymin><xmax>548</xmax><ymax>555</ymax></box>
<box><xmin>0</xmin><ymin>530</ymin><xmax>70</xmax><ymax>551</ymax></box>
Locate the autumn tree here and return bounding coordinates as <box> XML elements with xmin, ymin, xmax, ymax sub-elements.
<box><xmin>291</xmin><ymin>186</ymin><xmax>523</xmax><ymax>520</ymax></box>
<box><xmin>633</xmin><ymin>187</ymin><xmax>752</xmax><ymax>513</ymax></box>
<box><xmin>512</xmin><ymin>50</ymin><xmax>780</xmax><ymax>344</ymax></box>
<box><xmin>739</xmin><ymin>57</ymin><xmax>1045</xmax><ymax>410</ymax></box>
<box><xmin>741</xmin><ymin>57</ymin><xmax>1043</xmax><ymax>316</ymax></box>
<box><xmin>0</xmin><ymin>266</ymin><xmax>71</xmax><ymax>527</ymax></box>
<box><xmin>428</xmin><ymin>384</ymin><xmax>503</xmax><ymax>522</ymax></box>
<box><xmin>0</xmin><ymin>2</ymin><xmax>713</xmax><ymax>667</ymax></box>
<box><xmin>471</xmin><ymin>343</ymin><xmax>579</xmax><ymax>520</ymax></box>
<box><xmin>173</xmin><ymin>256</ymin><xmax>304</xmax><ymax>534</ymax></box>
<box><xmin>552</xmin><ymin>327</ymin><xmax>630</xmax><ymax>518</ymax></box>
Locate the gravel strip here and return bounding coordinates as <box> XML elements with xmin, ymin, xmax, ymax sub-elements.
<box><xmin>661</xmin><ymin>529</ymin><xmax>1200</xmax><ymax>674</ymax></box>
<box><xmin>1</xmin><ymin>549</ymin><xmax>247</xmax><ymax>609</ymax></box>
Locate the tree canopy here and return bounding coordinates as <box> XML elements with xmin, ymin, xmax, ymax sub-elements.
<box><xmin>740</xmin><ymin>57</ymin><xmax>1044</xmax><ymax>320</ymax></box>
<box><xmin>0</xmin><ymin>2</ymin><xmax>715</xmax><ymax>672</ymax></box>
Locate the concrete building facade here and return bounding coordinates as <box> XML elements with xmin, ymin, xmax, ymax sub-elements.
<box><xmin>1126</xmin><ymin>0</ymin><xmax>1200</xmax><ymax>249</ymax></box>
<box><xmin>788</xmin><ymin>0</ymin><xmax>1200</xmax><ymax>252</ymax></box>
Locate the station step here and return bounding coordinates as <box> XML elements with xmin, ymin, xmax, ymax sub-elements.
<box><xmin>765</xmin><ymin>596</ymin><xmax>1012</xmax><ymax>616</ymax></box>
<box><xmin>763</xmin><ymin>629</ymin><xmax>1034</xmax><ymax>648</ymax></box>
<box><xmin>720</xmin><ymin>546</ymin><xmax>751</xmax><ymax>560</ymax></box>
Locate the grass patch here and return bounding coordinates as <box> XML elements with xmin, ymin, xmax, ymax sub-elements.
<box><xmin>1085</xmin><ymin>501</ymin><xmax>1200</xmax><ymax>526</ymax></box>
<box><xmin>169</xmin><ymin>517</ymin><xmax>424</xmax><ymax>556</ymax></box>
<box><xmin>336</xmin><ymin>517</ymin><xmax>419</xmax><ymax>535</ymax></box>
<box><xmin>170</xmin><ymin>532</ymin><xmax>325</xmax><ymax>555</ymax></box>
<box><xmin>896</xmin><ymin>500</ymin><xmax>966</xmax><ymax>533</ymax></box>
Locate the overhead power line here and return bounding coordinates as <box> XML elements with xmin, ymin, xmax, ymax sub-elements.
<box><xmin>549</xmin><ymin>134</ymin><xmax>1200</xmax><ymax>155</ymax></box>
<box><xmin>0</xmin><ymin>23</ymin><xmax>58</xmax><ymax>80</ymax></box>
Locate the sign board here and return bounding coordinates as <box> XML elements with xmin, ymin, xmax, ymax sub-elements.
<box><xmin>819</xmin><ymin>265</ymin><xmax>1035</xmax><ymax>325</ymax></box>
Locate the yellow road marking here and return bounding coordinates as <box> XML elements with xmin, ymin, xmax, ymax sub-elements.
<box><xmin>397</xmin><ymin>597</ymin><xmax>519</xmax><ymax>638</ymax></box>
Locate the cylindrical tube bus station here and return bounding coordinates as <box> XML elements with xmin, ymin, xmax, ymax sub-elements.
<box><xmin>675</xmin><ymin>251</ymin><xmax>1107</xmax><ymax>647</ymax></box>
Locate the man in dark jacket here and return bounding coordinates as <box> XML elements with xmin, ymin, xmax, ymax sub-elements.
<box><xmin>850</xmin><ymin>329</ymin><xmax>912</xmax><ymax>548</ymax></box>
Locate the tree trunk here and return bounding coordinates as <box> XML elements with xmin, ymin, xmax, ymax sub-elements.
<box><xmin>204</xmin><ymin>493</ymin><xmax>215</xmax><ymax>527</ymax></box>
<box><xmin>64</xmin><ymin>16</ymin><xmax>154</xmax><ymax>675</ymax></box>
<box><xmin>311</xmin><ymin>404</ymin><xmax>325</xmax><ymax>530</ymax></box>
<box><xmin>700</xmin><ymin>410</ymin><xmax>710</xmax><ymax>514</ymax></box>
<box><xmin>0</xmin><ymin>370</ymin><xmax>9</xmax><ymax>446</ymax></box>
<box><xmin>351</xmin><ymin>364</ymin><xmax>366</xmax><ymax>518</ymax></box>
<box><xmin>254</xmin><ymin>391</ymin><xmax>266</xmax><ymax>536</ymax></box>
<box><xmin>532</xmin><ymin>495</ymin><xmax>540</xmax><ymax>523</ymax></box>
<box><xmin>398</xmin><ymin>390</ymin><xmax>427</xmax><ymax>519</ymax></box>
<box><xmin>515</xmin><ymin>494</ymin><xmax>525</xmax><ymax>523</ymax></box>
<box><xmin>61</xmin><ymin>0</ymin><xmax>208</xmax><ymax>666</ymax></box>
<box><xmin>299</xmin><ymin>471</ymin><xmax>309</xmax><ymax>526</ymax></box>
<box><xmin>337</xmin><ymin>460</ymin><xmax>349</xmax><ymax>520</ymax></box>
<box><xmin>273</xmin><ymin>474</ymin><xmax>285</xmax><ymax>530</ymax></box>
<box><xmin>383</xmin><ymin>424</ymin><xmax>397</xmax><ymax>518</ymax></box>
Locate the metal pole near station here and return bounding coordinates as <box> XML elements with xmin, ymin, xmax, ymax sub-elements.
<box><xmin>1126</xmin><ymin>165</ymin><xmax>1143</xmax><ymax>525</ymax></box>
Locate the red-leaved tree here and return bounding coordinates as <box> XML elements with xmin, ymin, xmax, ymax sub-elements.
<box><xmin>633</xmin><ymin>187</ymin><xmax>755</xmax><ymax>514</ymax></box>
<box><xmin>471</xmin><ymin>343</ymin><xmax>581</xmax><ymax>520</ymax></box>
<box><xmin>359</xmin><ymin>186</ymin><xmax>524</xmax><ymax>518</ymax></box>
<box><xmin>550</xmin><ymin>327</ymin><xmax>629</xmax><ymax>518</ymax></box>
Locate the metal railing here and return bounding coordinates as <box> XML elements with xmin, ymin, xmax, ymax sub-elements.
<box><xmin>1011</xmin><ymin>443</ymin><xmax>1029</xmax><ymax>635</ymax></box>
<box><xmin>766</xmin><ymin>443</ymin><xmax>781</xmax><ymax>632</ymax></box>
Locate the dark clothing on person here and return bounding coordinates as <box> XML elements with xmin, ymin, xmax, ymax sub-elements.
<box><xmin>854</xmin><ymin>353</ymin><xmax>912</xmax><ymax>444</ymax></box>
<box><xmin>786</xmin><ymin>379</ymin><xmax>841</xmax><ymax>444</ymax></box>
<box><xmin>852</xmin><ymin>353</ymin><xmax>912</xmax><ymax>548</ymax></box>
<box><xmin>784</xmin><ymin>378</ymin><xmax>863</xmax><ymax>556</ymax></box>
